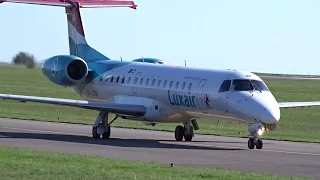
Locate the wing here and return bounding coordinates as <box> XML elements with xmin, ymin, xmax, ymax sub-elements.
<box><xmin>0</xmin><ymin>94</ymin><xmax>145</xmax><ymax>117</ymax></box>
<box><xmin>278</xmin><ymin>101</ymin><xmax>320</xmax><ymax>108</ymax></box>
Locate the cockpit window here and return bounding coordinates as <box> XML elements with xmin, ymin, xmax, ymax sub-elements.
<box><xmin>251</xmin><ymin>80</ymin><xmax>269</xmax><ymax>91</ymax></box>
<box><xmin>219</xmin><ymin>80</ymin><xmax>231</xmax><ymax>92</ymax></box>
<box><xmin>232</xmin><ymin>79</ymin><xmax>269</xmax><ymax>92</ymax></box>
<box><xmin>232</xmin><ymin>79</ymin><xmax>253</xmax><ymax>91</ymax></box>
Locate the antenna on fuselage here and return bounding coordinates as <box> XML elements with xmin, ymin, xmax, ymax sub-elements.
<box><xmin>184</xmin><ymin>60</ymin><xmax>186</xmax><ymax>66</ymax></box>
<box><xmin>120</xmin><ymin>56</ymin><xmax>123</xmax><ymax>61</ymax></box>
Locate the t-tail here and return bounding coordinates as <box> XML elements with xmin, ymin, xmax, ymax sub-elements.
<box><xmin>1</xmin><ymin>0</ymin><xmax>136</xmax><ymax>87</ymax></box>
<box><xmin>1</xmin><ymin>0</ymin><xmax>137</xmax><ymax>62</ymax></box>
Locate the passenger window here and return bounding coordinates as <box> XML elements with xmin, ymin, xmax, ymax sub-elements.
<box><xmin>219</xmin><ymin>80</ymin><xmax>231</xmax><ymax>92</ymax></box>
<box><xmin>146</xmin><ymin>78</ymin><xmax>150</xmax><ymax>86</ymax></box>
<box><xmin>127</xmin><ymin>77</ymin><xmax>131</xmax><ymax>84</ymax></box>
<box><xmin>163</xmin><ymin>80</ymin><xmax>167</xmax><ymax>88</ymax></box>
<box><xmin>169</xmin><ymin>81</ymin><xmax>173</xmax><ymax>89</ymax></box>
<box><xmin>151</xmin><ymin>79</ymin><xmax>156</xmax><ymax>86</ymax></box>
<box><xmin>157</xmin><ymin>80</ymin><xmax>161</xmax><ymax>87</ymax></box>
<box><xmin>175</xmin><ymin>82</ymin><xmax>179</xmax><ymax>89</ymax></box>
<box><xmin>188</xmin><ymin>83</ymin><xmax>192</xmax><ymax>91</ymax></box>
<box><xmin>134</xmin><ymin>77</ymin><xmax>138</xmax><ymax>85</ymax></box>
<box><xmin>182</xmin><ymin>82</ymin><xmax>186</xmax><ymax>90</ymax></box>
<box><xmin>139</xmin><ymin>78</ymin><xmax>144</xmax><ymax>85</ymax></box>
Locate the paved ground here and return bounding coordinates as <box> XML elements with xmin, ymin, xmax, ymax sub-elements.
<box><xmin>0</xmin><ymin>118</ymin><xmax>320</xmax><ymax>179</ymax></box>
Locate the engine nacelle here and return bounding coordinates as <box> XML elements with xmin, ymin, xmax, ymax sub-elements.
<box><xmin>42</xmin><ymin>55</ymin><xmax>88</xmax><ymax>86</ymax></box>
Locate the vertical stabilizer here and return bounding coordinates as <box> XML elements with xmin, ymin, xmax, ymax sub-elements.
<box><xmin>65</xmin><ymin>3</ymin><xmax>110</xmax><ymax>61</ymax></box>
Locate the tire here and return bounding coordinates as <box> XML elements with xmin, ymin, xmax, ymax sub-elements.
<box><xmin>248</xmin><ymin>138</ymin><xmax>255</xmax><ymax>149</ymax></box>
<box><xmin>183</xmin><ymin>126</ymin><xmax>194</xmax><ymax>141</ymax></box>
<box><xmin>175</xmin><ymin>125</ymin><xmax>184</xmax><ymax>141</ymax></box>
<box><xmin>184</xmin><ymin>134</ymin><xmax>193</xmax><ymax>141</ymax></box>
<box><xmin>92</xmin><ymin>127</ymin><xmax>100</xmax><ymax>139</ymax></box>
<box><xmin>102</xmin><ymin>126</ymin><xmax>111</xmax><ymax>139</ymax></box>
<box><xmin>256</xmin><ymin>139</ymin><xmax>263</xmax><ymax>149</ymax></box>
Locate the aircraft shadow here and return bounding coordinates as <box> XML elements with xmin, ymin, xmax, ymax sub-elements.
<box><xmin>160</xmin><ymin>140</ymin><xmax>247</xmax><ymax>144</ymax></box>
<box><xmin>0</xmin><ymin>131</ymin><xmax>244</xmax><ymax>151</ymax></box>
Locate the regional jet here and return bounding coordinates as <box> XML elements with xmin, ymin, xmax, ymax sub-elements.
<box><xmin>1</xmin><ymin>0</ymin><xmax>319</xmax><ymax>150</ymax></box>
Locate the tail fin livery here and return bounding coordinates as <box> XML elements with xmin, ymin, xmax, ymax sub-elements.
<box><xmin>1</xmin><ymin>0</ymin><xmax>137</xmax><ymax>62</ymax></box>
<box><xmin>65</xmin><ymin>2</ymin><xmax>109</xmax><ymax>61</ymax></box>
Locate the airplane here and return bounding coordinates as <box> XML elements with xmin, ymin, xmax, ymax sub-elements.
<box><xmin>1</xmin><ymin>0</ymin><xmax>320</xmax><ymax>150</ymax></box>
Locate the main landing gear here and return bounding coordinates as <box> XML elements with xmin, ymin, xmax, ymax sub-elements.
<box><xmin>175</xmin><ymin>119</ymin><xmax>199</xmax><ymax>141</ymax></box>
<box><xmin>92</xmin><ymin>111</ymin><xmax>118</xmax><ymax>139</ymax></box>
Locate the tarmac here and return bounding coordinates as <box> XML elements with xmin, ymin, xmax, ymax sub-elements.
<box><xmin>0</xmin><ymin>118</ymin><xmax>319</xmax><ymax>179</ymax></box>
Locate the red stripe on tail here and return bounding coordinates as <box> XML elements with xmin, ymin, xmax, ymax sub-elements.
<box><xmin>66</xmin><ymin>4</ymin><xmax>85</xmax><ymax>37</ymax></box>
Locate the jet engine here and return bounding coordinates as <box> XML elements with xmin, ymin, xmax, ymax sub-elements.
<box><xmin>42</xmin><ymin>55</ymin><xmax>88</xmax><ymax>86</ymax></box>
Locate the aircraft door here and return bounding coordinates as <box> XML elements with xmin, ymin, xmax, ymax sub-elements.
<box><xmin>132</xmin><ymin>71</ymin><xmax>141</xmax><ymax>94</ymax></box>
<box><xmin>196</xmin><ymin>79</ymin><xmax>208</xmax><ymax>114</ymax></box>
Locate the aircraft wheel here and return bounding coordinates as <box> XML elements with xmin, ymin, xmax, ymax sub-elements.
<box><xmin>184</xmin><ymin>134</ymin><xmax>193</xmax><ymax>141</ymax></box>
<box><xmin>248</xmin><ymin>138</ymin><xmax>255</xmax><ymax>149</ymax></box>
<box><xmin>183</xmin><ymin>126</ymin><xmax>194</xmax><ymax>141</ymax></box>
<box><xmin>92</xmin><ymin>127</ymin><xmax>101</xmax><ymax>139</ymax></box>
<box><xmin>102</xmin><ymin>126</ymin><xmax>111</xmax><ymax>139</ymax></box>
<box><xmin>256</xmin><ymin>138</ymin><xmax>263</xmax><ymax>149</ymax></box>
<box><xmin>175</xmin><ymin>125</ymin><xmax>184</xmax><ymax>141</ymax></box>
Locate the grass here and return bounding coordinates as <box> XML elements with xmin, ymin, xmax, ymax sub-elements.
<box><xmin>1</xmin><ymin>66</ymin><xmax>320</xmax><ymax>143</ymax></box>
<box><xmin>0</xmin><ymin>146</ymin><xmax>309</xmax><ymax>180</ymax></box>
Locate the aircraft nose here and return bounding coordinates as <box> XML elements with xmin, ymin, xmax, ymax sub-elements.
<box><xmin>252</xmin><ymin>93</ymin><xmax>280</xmax><ymax>124</ymax></box>
<box><xmin>259</xmin><ymin>105</ymin><xmax>280</xmax><ymax>124</ymax></box>
<box><xmin>230</xmin><ymin>92</ymin><xmax>280</xmax><ymax>124</ymax></box>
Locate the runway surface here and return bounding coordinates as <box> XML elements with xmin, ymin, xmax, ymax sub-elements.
<box><xmin>0</xmin><ymin>118</ymin><xmax>320</xmax><ymax>179</ymax></box>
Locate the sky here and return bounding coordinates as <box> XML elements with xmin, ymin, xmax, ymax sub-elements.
<box><xmin>0</xmin><ymin>0</ymin><xmax>320</xmax><ymax>75</ymax></box>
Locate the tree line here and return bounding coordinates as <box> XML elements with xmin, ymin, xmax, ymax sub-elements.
<box><xmin>11</xmin><ymin>51</ymin><xmax>36</xmax><ymax>69</ymax></box>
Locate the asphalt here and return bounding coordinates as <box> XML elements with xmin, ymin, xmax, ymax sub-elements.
<box><xmin>0</xmin><ymin>118</ymin><xmax>320</xmax><ymax>179</ymax></box>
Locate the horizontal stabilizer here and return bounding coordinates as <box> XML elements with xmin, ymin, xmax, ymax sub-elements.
<box><xmin>0</xmin><ymin>0</ymin><xmax>137</xmax><ymax>9</ymax></box>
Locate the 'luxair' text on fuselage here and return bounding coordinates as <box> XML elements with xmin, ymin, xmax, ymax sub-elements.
<box><xmin>168</xmin><ymin>90</ymin><xmax>196</xmax><ymax>108</ymax></box>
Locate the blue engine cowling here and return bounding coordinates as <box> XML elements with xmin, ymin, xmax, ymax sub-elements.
<box><xmin>42</xmin><ymin>55</ymin><xmax>88</xmax><ymax>86</ymax></box>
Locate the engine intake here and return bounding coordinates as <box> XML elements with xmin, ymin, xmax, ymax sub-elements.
<box><xmin>67</xmin><ymin>60</ymin><xmax>87</xmax><ymax>80</ymax></box>
<box><xmin>42</xmin><ymin>55</ymin><xmax>88</xmax><ymax>86</ymax></box>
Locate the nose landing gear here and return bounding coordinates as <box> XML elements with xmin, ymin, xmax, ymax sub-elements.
<box><xmin>248</xmin><ymin>137</ymin><xmax>263</xmax><ymax>149</ymax></box>
<box><xmin>247</xmin><ymin>123</ymin><xmax>265</xmax><ymax>149</ymax></box>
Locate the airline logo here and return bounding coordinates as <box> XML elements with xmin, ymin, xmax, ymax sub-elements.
<box><xmin>51</xmin><ymin>58</ymin><xmax>58</xmax><ymax>76</ymax></box>
<box><xmin>168</xmin><ymin>90</ymin><xmax>196</xmax><ymax>108</ymax></box>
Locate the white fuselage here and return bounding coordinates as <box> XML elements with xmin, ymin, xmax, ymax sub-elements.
<box><xmin>77</xmin><ymin>61</ymin><xmax>280</xmax><ymax>125</ymax></box>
